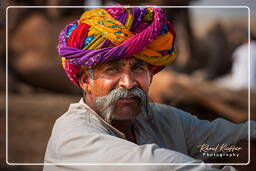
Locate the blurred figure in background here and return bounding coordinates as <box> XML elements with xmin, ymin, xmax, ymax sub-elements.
<box><xmin>230</xmin><ymin>34</ymin><xmax>256</xmax><ymax>89</ymax></box>
<box><xmin>215</xmin><ymin>28</ymin><xmax>256</xmax><ymax>90</ymax></box>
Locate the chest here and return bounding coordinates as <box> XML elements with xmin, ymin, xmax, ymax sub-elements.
<box><xmin>133</xmin><ymin>119</ymin><xmax>189</xmax><ymax>155</ymax></box>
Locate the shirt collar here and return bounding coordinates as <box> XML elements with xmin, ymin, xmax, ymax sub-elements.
<box><xmin>78</xmin><ymin>98</ymin><xmax>126</xmax><ymax>139</ymax></box>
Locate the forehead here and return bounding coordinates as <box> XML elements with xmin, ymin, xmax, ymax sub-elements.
<box><xmin>95</xmin><ymin>57</ymin><xmax>148</xmax><ymax>69</ymax></box>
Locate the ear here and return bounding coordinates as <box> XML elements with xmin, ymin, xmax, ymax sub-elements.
<box><xmin>148</xmin><ymin>70</ymin><xmax>153</xmax><ymax>84</ymax></box>
<box><xmin>79</xmin><ymin>72</ymin><xmax>90</xmax><ymax>92</ymax></box>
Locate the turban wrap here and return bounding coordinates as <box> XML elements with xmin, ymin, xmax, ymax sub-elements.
<box><xmin>57</xmin><ymin>5</ymin><xmax>176</xmax><ymax>87</ymax></box>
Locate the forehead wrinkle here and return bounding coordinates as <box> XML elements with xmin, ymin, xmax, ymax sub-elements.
<box><xmin>108</xmin><ymin>61</ymin><xmax>125</xmax><ymax>67</ymax></box>
<box><xmin>95</xmin><ymin>58</ymin><xmax>148</xmax><ymax>71</ymax></box>
<box><xmin>119</xmin><ymin>58</ymin><xmax>148</xmax><ymax>68</ymax></box>
<box><xmin>93</xmin><ymin>61</ymin><xmax>122</xmax><ymax>72</ymax></box>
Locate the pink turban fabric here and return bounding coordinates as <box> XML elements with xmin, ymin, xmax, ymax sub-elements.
<box><xmin>58</xmin><ymin>5</ymin><xmax>176</xmax><ymax>87</ymax></box>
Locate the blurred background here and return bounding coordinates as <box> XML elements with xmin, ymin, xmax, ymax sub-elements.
<box><xmin>1</xmin><ymin>0</ymin><xmax>256</xmax><ymax>170</ymax></box>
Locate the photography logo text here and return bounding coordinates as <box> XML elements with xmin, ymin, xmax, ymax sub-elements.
<box><xmin>197</xmin><ymin>144</ymin><xmax>242</xmax><ymax>158</ymax></box>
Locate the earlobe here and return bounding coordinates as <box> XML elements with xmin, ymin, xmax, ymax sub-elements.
<box><xmin>79</xmin><ymin>72</ymin><xmax>89</xmax><ymax>92</ymax></box>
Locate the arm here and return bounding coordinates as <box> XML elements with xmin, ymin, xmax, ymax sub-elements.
<box><xmin>44</xmin><ymin>123</ymin><xmax>236</xmax><ymax>171</ymax></box>
<box><xmin>177</xmin><ymin>108</ymin><xmax>256</xmax><ymax>160</ymax></box>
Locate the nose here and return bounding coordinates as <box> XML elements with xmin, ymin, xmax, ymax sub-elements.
<box><xmin>118</xmin><ymin>72</ymin><xmax>137</xmax><ymax>89</ymax></box>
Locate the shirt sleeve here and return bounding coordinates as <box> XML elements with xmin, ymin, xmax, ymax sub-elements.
<box><xmin>44</xmin><ymin>123</ymin><xmax>236</xmax><ymax>171</ymax></box>
<box><xmin>176</xmin><ymin>108</ymin><xmax>256</xmax><ymax>159</ymax></box>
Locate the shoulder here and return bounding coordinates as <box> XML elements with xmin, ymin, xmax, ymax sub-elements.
<box><xmin>148</xmin><ymin>103</ymin><xmax>194</xmax><ymax>121</ymax></box>
<box><xmin>149</xmin><ymin>103</ymin><xmax>181</xmax><ymax>113</ymax></box>
<box><xmin>49</xmin><ymin>101</ymin><xmax>110</xmax><ymax>146</ymax></box>
<box><xmin>44</xmin><ymin>101</ymin><xmax>111</xmax><ymax>162</ymax></box>
<box><xmin>146</xmin><ymin>103</ymin><xmax>203</xmax><ymax>131</ymax></box>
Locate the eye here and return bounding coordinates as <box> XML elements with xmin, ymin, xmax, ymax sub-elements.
<box><xmin>133</xmin><ymin>66</ymin><xmax>145</xmax><ymax>72</ymax></box>
<box><xmin>106</xmin><ymin>67</ymin><xmax>120</xmax><ymax>73</ymax></box>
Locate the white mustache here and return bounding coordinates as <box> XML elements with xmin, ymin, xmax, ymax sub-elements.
<box><xmin>95</xmin><ymin>87</ymin><xmax>148</xmax><ymax>110</ymax></box>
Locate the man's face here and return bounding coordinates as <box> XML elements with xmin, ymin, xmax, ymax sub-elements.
<box><xmin>80</xmin><ymin>57</ymin><xmax>152</xmax><ymax>122</ymax></box>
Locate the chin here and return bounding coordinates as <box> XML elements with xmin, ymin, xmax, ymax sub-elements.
<box><xmin>112</xmin><ymin>105</ymin><xmax>141</xmax><ymax>121</ymax></box>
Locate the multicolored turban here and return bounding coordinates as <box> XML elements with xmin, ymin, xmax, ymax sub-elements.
<box><xmin>58</xmin><ymin>5</ymin><xmax>176</xmax><ymax>87</ymax></box>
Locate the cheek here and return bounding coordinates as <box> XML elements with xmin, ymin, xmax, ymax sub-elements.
<box><xmin>89</xmin><ymin>78</ymin><xmax>117</xmax><ymax>96</ymax></box>
<box><xmin>137</xmin><ymin>72</ymin><xmax>152</xmax><ymax>93</ymax></box>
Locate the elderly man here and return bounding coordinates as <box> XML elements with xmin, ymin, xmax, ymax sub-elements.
<box><xmin>44</xmin><ymin>6</ymin><xmax>255</xmax><ymax>171</ymax></box>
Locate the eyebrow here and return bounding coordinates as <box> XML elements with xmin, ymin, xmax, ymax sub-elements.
<box><xmin>132</xmin><ymin>60</ymin><xmax>148</xmax><ymax>67</ymax></box>
<box><xmin>108</xmin><ymin>61</ymin><xmax>124</xmax><ymax>67</ymax></box>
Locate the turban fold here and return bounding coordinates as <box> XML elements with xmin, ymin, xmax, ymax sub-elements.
<box><xmin>58</xmin><ymin>5</ymin><xmax>176</xmax><ymax>87</ymax></box>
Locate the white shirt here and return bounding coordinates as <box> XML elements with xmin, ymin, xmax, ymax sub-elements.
<box><xmin>44</xmin><ymin>98</ymin><xmax>255</xmax><ymax>171</ymax></box>
<box><xmin>231</xmin><ymin>41</ymin><xmax>256</xmax><ymax>89</ymax></box>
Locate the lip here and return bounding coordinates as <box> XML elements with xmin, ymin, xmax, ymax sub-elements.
<box><xmin>117</xmin><ymin>97</ymin><xmax>140</xmax><ymax>103</ymax></box>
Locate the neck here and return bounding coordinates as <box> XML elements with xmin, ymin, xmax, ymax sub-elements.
<box><xmin>111</xmin><ymin>120</ymin><xmax>136</xmax><ymax>143</ymax></box>
<box><xmin>84</xmin><ymin>95</ymin><xmax>100</xmax><ymax>114</ymax></box>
